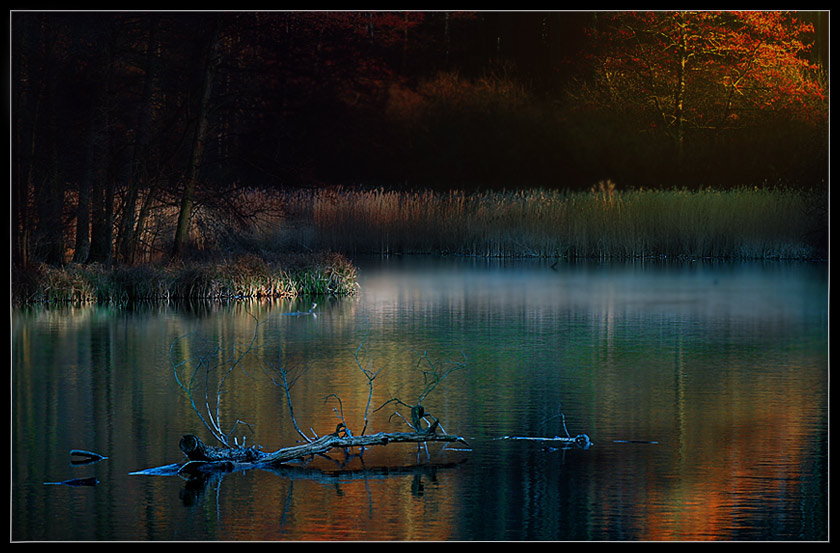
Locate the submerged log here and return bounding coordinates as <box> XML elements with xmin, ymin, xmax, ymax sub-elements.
<box><xmin>70</xmin><ymin>449</ymin><xmax>108</xmax><ymax>465</ymax></box>
<box><xmin>176</xmin><ymin>430</ymin><xmax>469</xmax><ymax>468</ymax></box>
<box><xmin>44</xmin><ymin>477</ymin><xmax>99</xmax><ymax>487</ymax></box>
<box><xmin>494</xmin><ymin>433</ymin><xmax>592</xmax><ymax>449</ymax></box>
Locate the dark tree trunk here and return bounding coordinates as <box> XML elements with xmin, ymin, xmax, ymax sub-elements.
<box><xmin>86</xmin><ymin>24</ymin><xmax>118</xmax><ymax>266</ymax></box>
<box><xmin>72</xmin><ymin>23</ymin><xmax>114</xmax><ymax>264</ymax></box>
<box><xmin>34</xmin><ymin>74</ymin><xmax>65</xmax><ymax>265</ymax></box>
<box><xmin>172</xmin><ymin>20</ymin><xmax>221</xmax><ymax>259</ymax></box>
<box><xmin>118</xmin><ymin>16</ymin><xmax>161</xmax><ymax>265</ymax></box>
<box><xmin>14</xmin><ymin>14</ymin><xmax>58</xmax><ymax>267</ymax></box>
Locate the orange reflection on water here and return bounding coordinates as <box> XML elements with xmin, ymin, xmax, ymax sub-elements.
<box><xmin>210</xmin><ymin>456</ymin><xmax>461</xmax><ymax>541</ymax></box>
<box><xmin>635</xmin><ymin>363</ymin><xmax>824</xmax><ymax>541</ymax></box>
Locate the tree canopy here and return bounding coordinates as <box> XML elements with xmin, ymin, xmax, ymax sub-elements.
<box><xmin>580</xmin><ymin>11</ymin><xmax>826</xmax><ymax>156</ymax></box>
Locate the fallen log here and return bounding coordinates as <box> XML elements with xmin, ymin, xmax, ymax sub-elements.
<box><xmin>260</xmin><ymin>430</ymin><xmax>469</xmax><ymax>465</ymax></box>
<box><xmin>174</xmin><ymin>429</ymin><xmax>469</xmax><ymax>469</ymax></box>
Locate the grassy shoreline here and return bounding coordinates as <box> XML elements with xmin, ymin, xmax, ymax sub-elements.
<box><xmin>12</xmin><ymin>251</ymin><xmax>359</xmax><ymax>306</ymax></box>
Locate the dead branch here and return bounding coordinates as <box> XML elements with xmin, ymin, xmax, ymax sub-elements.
<box><xmin>494</xmin><ymin>434</ymin><xmax>592</xmax><ymax>449</ymax></box>
<box><xmin>276</xmin><ymin>361</ymin><xmax>313</xmax><ymax>443</ymax></box>
<box><xmin>164</xmin><ymin>315</ymin><xmax>470</xmax><ymax>477</ymax></box>
<box><xmin>413</xmin><ymin>348</ymin><xmax>468</xmax><ymax>406</ymax></box>
<box><xmin>262</xmin><ymin>429</ymin><xmax>469</xmax><ymax>465</ymax></box>
<box><xmin>494</xmin><ymin>413</ymin><xmax>592</xmax><ymax>450</ymax></box>
<box><xmin>374</xmin><ymin>349</ymin><xmax>467</xmax><ymax>435</ymax></box>
<box><xmin>352</xmin><ymin>337</ymin><xmax>384</xmax><ymax>436</ymax></box>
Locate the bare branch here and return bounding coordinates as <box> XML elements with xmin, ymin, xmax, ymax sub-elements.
<box><xmin>353</xmin><ymin>338</ymin><xmax>385</xmax><ymax>436</ymax></box>
<box><xmin>170</xmin><ymin>311</ymin><xmax>265</xmax><ymax>447</ymax></box>
<box><xmin>276</xmin><ymin>361</ymin><xmax>313</xmax><ymax>443</ymax></box>
<box><xmin>412</xmin><ymin>349</ymin><xmax>468</xmax><ymax>405</ymax></box>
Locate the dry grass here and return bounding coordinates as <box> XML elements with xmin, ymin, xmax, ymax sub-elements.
<box><xmin>276</xmin><ymin>183</ymin><xmax>818</xmax><ymax>260</ymax></box>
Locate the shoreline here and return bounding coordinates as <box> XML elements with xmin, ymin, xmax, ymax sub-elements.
<box><xmin>12</xmin><ymin>249</ymin><xmax>827</xmax><ymax>308</ymax></box>
<box><xmin>11</xmin><ymin>186</ymin><xmax>827</xmax><ymax>306</ymax></box>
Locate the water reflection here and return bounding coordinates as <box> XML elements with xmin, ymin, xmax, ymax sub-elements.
<box><xmin>12</xmin><ymin>258</ymin><xmax>827</xmax><ymax>541</ymax></box>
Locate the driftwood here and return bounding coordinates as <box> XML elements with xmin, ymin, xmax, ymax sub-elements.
<box><xmin>44</xmin><ymin>477</ymin><xmax>99</xmax><ymax>487</ymax></box>
<box><xmin>44</xmin><ymin>450</ymin><xmax>107</xmax><ymax>487</ymax></box>
<box><xmin>70</xmin><ymin>449</ymin><xmax>108</xmax><ymax>465</ymax></box>
<box><xmin>494</xmin><ymin>433</ymin><xmax>592</xmax><ymax>450</ymax></box>
<box><xmin>261</xmin><ymin>430</ymin><xmax>468</xmax><ymax>465</ymax></box>
<box><xmin>155</xmin><ymin>320</ymin><xmax>592</xmax><ymax>488</ymax></box>
<box><xmin>177</xmin><ymin>428</ymin><xmax>469</xmax><ymax>470</ymax></box>
<box><xmin>162</xmin><ymin>322</ymin><xmax>473</xmax><ymax>480</ymax></box>
<box><xmin>493</xmin><ymin>413</ymin><xmax>593</xmax><ymax>450</ymax></box>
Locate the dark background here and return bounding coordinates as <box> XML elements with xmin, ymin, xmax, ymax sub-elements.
<box><xmin>11</xmin><ymin>11</ymin><xmax>829</xmax><ymax>266</ymax></box>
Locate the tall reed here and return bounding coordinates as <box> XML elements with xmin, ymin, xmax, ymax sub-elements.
<box><xmin>281</xmin><ymin>184</ymin><xmax>818</xmax><ymax>260</ymax></box>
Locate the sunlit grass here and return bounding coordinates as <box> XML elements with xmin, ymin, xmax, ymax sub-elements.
<box><xmin>279</xmin><ymin>183</ymin><xmax>820</xmax><ymax>260</ymax></box>
<box><xmin>13</xmin><ymin>252</ymin><xmax>358</xmax><ymax>305</ymax></box>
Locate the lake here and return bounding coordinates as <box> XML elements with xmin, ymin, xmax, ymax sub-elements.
<box><xmin>12</xmin><ymin>256</ymin><xmax>828</xmax><ymax>541</ymax></box>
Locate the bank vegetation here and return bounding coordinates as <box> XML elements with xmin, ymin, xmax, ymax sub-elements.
<box><xmin>12</xmin><ymin>251</ymin><xmax>359</xmax><ymax>306</ymax></box>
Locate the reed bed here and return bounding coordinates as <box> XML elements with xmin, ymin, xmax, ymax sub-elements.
<box><xmin>13</xmin><ymin>252</ymin><xmax>358</xmax><ymax>305</ymax></box>
<box><xmin>281</xmin><ymin>184</ymin><xmax>819</xmax><ymax>260</ymax></box>
<box><xmin>14</xmin><ymin>184</ymin><xmax>821</xmax><ymax>305</ymax></box>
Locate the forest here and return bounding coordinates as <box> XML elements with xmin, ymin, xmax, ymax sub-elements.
<box><xmin>11</xmin><ymin>11</ymin><xmax>829</xmax><ymax>285</ymax></box>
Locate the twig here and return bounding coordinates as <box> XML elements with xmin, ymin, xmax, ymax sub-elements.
<box><xmin>353</xmin><ymin>338</ymin><xmax>384</xmax><ymax>436</ymax></box>
<box><xmin>540</xmin><ymin>411</ymin><xmax>571</xmax><ymax>438</ymax></box>
<box><xmin>277</xmin><ymin>362</ymin><xmax>312</xmax><ymax>443</ymax></box>
<box><xmin>412</xmin><ymin>349</ymin><xmax>468</xmax><ymax>405</ymax></box>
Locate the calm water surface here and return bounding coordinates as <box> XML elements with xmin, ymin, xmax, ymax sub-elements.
<box><xmin>12</xmin><ymin>257</ymin><xmax>828</xmax><ymax>541</ymax></box>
